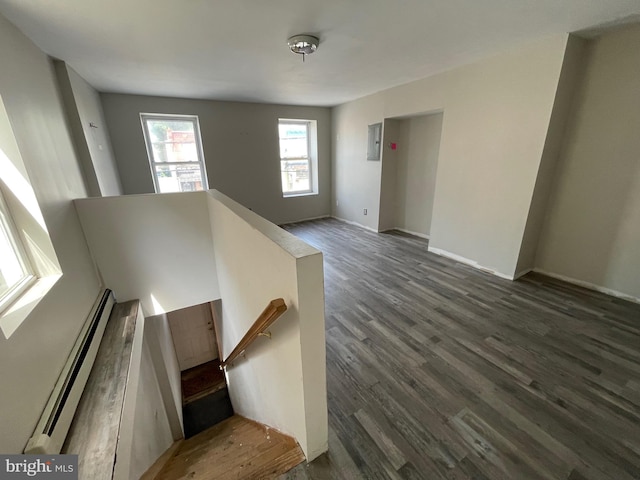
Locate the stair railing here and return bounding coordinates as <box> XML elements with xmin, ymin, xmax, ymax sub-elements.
<box><xmin>219</xmin><ymin>298</ymin><xmax>287</xmax><ymax>370</ymax></box>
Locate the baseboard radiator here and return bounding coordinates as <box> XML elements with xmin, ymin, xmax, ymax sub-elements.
<box><xmin>24</xmin><ymin>289</ymin><xmax>115</xmax><ymax>454</ymax></box>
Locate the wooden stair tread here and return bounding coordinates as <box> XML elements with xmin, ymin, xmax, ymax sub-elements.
<box><xmin>154</xmin><ymin>415</ymin><xmax>305</xmax><ymax>479</ymax></box>
<box><xmin>181</xmin><ymin>359</ymin><xmax>226</xmax><ymax>405</ymax></box>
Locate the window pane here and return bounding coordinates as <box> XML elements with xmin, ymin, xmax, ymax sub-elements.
<box><xmin>142</xmin><ymin>114</ymin><xmax>209</xmax><ymax>194</ymax></box>
<box><xmin>281</xmin><ymin>159</ymin><xmax>310</xmax><ymax>193</ymax></box>
<box><xmin>146</xmin><ymin>119</ymin><xmax>197</xmax><ymax>163</ymax></box>
<box><xmin>0</xmin><ymin>211</ymin><xmax>28</xmax><ymax>300</ymax></box>
<box><xmin>279</xmin><ymin>123</ymin><xmax>308</xmax><ymax>159</ymax></box>
<box><xmin>155</xmin><ymin>164</ymin><xmax>205</xmax><ymax>193</ymax></box>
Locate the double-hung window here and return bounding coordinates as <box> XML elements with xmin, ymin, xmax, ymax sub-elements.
<box><xmin>278</xmin><ymin>119</ymin><xmax>317</xmax><ymax>197</ymax></box>
<box><xmin>141</xmin><ymin>114</ymin><xmax>209</xmax><ymax>193</ymax></box>
<box><xmin>0</xmin><ymin>191</ymin><xmax>34</xmax><ymax>314</ymax></box>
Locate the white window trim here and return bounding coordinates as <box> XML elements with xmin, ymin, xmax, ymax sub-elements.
<box><xmin>0</xmin><ymin>191</ymin><xmax>36</xmax><ymax>314</ymax></box>
<box><xmin>140</xmin><ymin>113</ymin><xmax>209</xmax><ymax>193</ymax></box>
<box><xmin>279</xmin><ymin>119</ymin><xmax>319</xmax><ymax>198</ymax></box>
<box><xmin>0</xmin><ymin>95</ymin><xmax>63</xmax><ymax>339</ymax></box>
<box><xmin>0</xmin><ymin>187</ymin><xmax>62</xmax><ymax>339</ymax></box>
<box><xmin>0</xmin><ymin>275</ymin><xmax>36</xmax><ymax>314</ymax></box>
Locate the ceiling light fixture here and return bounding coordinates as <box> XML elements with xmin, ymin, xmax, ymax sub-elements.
<box><xmin>287</xmin><ymin>35</ymin><xmax>319</xmax><ymax>62</ymax></box>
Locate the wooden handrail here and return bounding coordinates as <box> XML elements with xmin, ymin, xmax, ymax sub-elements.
<box><xmin>220</xmin><ymin>298</ymin><xmax>287</xmax><ymax>369</ymax></box>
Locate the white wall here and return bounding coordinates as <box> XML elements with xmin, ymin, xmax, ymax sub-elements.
<box><xmin>333</xmin><ymin>35</ymin><xmax>568</xmax><ymax>278</ymax></box>
<box><xmin>0</xmin><ymin>12</ymin><xmax>102</xmax><ymax>453</ymax></box>
<box><xmin>55</xmin><ymin>62</ymin><xmax>122</xmax><ymax>197</ymax></box>
<box><xmin>294</xmin><ymin>251</ymin><xmax>327</xmax><ymax>461</ymax></box>
<box><xmin>75</xmin><ymin>192</ymin><xmax>220</xmax><ymax>315</ymax></box>
<box><xmin>101</xmin><ymin>94</ymin><xmax>332</xmax><ymax>225</ymax></box>
<box><xmin>128</xmin><ymin>332</ymin><xmax>175</xmax><ymax>480</ymax></box>
<box><xmin>144</xmin><ymin>313</ymin><xmax>184</xmax><ymax>439</ymax></box>
<box><xmin>535</xmin><ymin>25</ymin><xmax>640</xmax><ymax>301</ymax></box>
<box><xmin>515</xmin><ymin>36</ymin><xmax>587</xmax><ymax>277</ymax></box>
<box><xmin>333</xmin><ymin>94</ymin><xmax>386</xmax><ymax>231</ymax></box>
<box><xmin>394</xmin><ymin>114</ymin><xmax>443</xmax><ymax>237</ymax></box>
<box><xmin>105</xmin><ymin>308</ymin><xmax>175</xmax><ymax>480</ymax></box>
<box><xmin>208</xmin><ymin>190</ymin><xmax>328</xmax><ymax>461</ymax></box>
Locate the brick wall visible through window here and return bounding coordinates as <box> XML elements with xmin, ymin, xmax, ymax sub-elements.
<box><xmin>141</xmin><ymin>114</ymin><xmax>209</xmax><ymax>194</ymax></box>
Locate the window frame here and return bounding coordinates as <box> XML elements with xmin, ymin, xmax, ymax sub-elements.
<box><xmin>0</xmin><ymin>190</ymin><xmax>36</xmax><ymax>315</ymax></box>
<box><xmin>140</xmin><ymin>113</ymin><xmax>209</xmax><ymax>194</ymax></box>
<box><xmin>0</xmin><ymin>93</ymin><xmax>62</xmax><ymax>339</ymax></box>
<box><xmin>278</xmin><ymin>119</ymin><xmax>317</xmax><ymax>198</ymax></box>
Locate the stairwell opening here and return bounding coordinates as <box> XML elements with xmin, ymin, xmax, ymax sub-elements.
<box><xmin>167</xmin><ymin>300</ymin><xmax>233</xmax><ymax>438</ymax></box>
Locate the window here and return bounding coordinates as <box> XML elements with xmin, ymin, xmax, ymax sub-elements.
<box><xmin>141</xmin><ymin>114</ymin><xmax>209</xmax><ymax>193</ymax></box>
<box><xmin>278</xmin><ymin>119</ymin><xmax>318</xmax><ymax>196</ymax></box>
<box><xmin>0</xmin><ymin>191</ymin><xmax>34</xmax><ymax>314</ymax></box>
<box><xmin>0</xmin><ymin>94</ymin><xmax>62</xmax><ymax>339</ymax></box>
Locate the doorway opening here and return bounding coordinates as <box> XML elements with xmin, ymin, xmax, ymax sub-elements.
<box><xmin>167</xmin><ymin>300</ymin><xmax>233</xmax><ymax>438</ymax></box>
<box><xmin>378</xmin><ymin>111</ymin><xmax>444</xmax><ymax>238</ymax></box>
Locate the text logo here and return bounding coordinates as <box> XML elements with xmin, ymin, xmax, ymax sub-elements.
<box><xmin>0</xmin><ymin>455</ymin><xmax>77</xmax><ymax>479</ymax></box>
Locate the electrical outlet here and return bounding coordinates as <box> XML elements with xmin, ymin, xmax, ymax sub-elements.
<box><xmin>336</xmin><ymin>200</ymin><xmax>339</xmax><ymax>207</ymax></box>
<box><xmin>363</xmin><ymin>208</ymin><xmax>368</xmax><ymax>215</ymax></box>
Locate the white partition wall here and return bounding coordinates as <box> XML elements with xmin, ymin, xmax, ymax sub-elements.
<box><xmin>333</xmin><ymin>35</ymin><xmax>569</xmax><ymax>279</ymax></box>
<box><xmin>74</xmin><ymin>190</ymin><xmax>328</xmax><ymax>461</ymax></box>
<box><xmin>75</xmin><ymin>192</ymin><xmax>220</xmax><ymax>315</ymax></box>
<box><xmin>534</xmin><ymin>25</ymin><xmax>640</xmax><ymax>302</ymax></box>
<box><xmin>207</xmin><ymin>190</ymin><xmax>328</xmax><ymax>461</ymax></box>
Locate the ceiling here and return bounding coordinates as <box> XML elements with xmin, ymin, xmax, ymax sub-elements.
<box><xmin>0</xmin><ymin>0</ymin><xmax>639</xmax><ymax>107</ymax></box>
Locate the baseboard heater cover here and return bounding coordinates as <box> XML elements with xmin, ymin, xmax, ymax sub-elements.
<box><xmin>24</xmin><ymin>289</ymin><xmax>115</xmax><ymax>454</ymax></box>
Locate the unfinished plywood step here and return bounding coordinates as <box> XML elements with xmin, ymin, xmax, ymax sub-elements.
<box><xmin>152</xmin><ymin>415</ymin><xmax>305</xmax><ymax>480</ymax></box>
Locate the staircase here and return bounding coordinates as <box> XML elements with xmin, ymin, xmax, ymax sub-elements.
<box><xmin>142</xmin><ymin>299</ymin><xmax>305</xmax><ymax>479</ymax></box>
<box><xmin>143</xmin><ymin>415</ymin><xmax>305</xmax><ymax>479</ymax></box>
<box><xmin>181</xmin><ymin>359</ymin><xmax>234</xmax><ymax>438</ymax></box>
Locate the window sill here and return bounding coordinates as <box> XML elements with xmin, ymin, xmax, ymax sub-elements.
<box><xmin>283</xmin><ymin>192</ymin><xmax>318</xmax><ymax>198</ymax></box>
<box><xmin>0</xmin><ymin>274</ymin><xmax>62</xmax><ymax>339</ymax></box>
<box><xmin>0</xmin><ymin>275</ymin><xmax>37</xmax><ymax>313</ymax></box>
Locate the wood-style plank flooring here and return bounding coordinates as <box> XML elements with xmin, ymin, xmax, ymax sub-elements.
<box><xmin>280</xmin><ymin>218</ymin><xmax>640</xmax><ymax>480</ymax></box>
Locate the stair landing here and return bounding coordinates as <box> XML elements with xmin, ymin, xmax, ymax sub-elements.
<box><xmin>153</xmin><ymin>415</ymin><xmax>305</xmax><ymax>480</ymax></box>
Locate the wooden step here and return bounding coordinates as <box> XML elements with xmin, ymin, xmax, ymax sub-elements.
<box><xmin>183</xmin><ymin>386</ymin><xmax>234</xmax><ymax>438</ymax></box>
<box><xmin>152</xmin><ymin>415</ymin><xmax>305</xmax><ymax>480</ymax></box>
<box><xmin>181</xmin><ymin>359</ymin><xmax>226</xmax><ymax>405</ymax></box>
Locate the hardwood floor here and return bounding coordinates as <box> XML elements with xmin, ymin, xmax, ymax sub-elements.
<box><xmin>181</xmin><ymin>359</ymin><xmax>226</xmax><ymax>405</ymax></box>
<box><xmin>280</xmin><ymin>218</ymin><xmax>640</xmax><ymax>480</ymax></box>
<box><xmin>154</xmin><ymin>415</ymin><xmax>305</xmax><ymax>479</ymax></box>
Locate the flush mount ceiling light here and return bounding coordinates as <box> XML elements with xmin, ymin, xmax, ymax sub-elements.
<box><xmin>287</xmin><ymin>34</ymin><xmax>319</xmax><ymax>62</ymax></box>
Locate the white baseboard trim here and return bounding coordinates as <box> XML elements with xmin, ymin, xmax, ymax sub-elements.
<box><xmin>334</xmin><ymin>218</ymin><xmax>430</xmax><ymax>239</ymax></box>
<box><xmin>428</xmin><ymin>246</ymin><xmax>514</xmax><ymax>280</ymax></box>
<box><xmin>331</xmin><ymin>216</ymin><xmax>379</xmax><ymax>233</ymax></box>
<box><xmin>389</xmin><ymin>228</ymin><xmax>430</xmax><ymax>240</ymax></box>
<box><xmin>533</xmin><ymin>269</ymin><xmax>640</xmax><ymax>304</ymax></box>
<box><xmin>283</xmin><ymin>216</ymin><xmax>640</xmax><ymax>304</ymax></box>
<box><xmin>513</xmin><ymin>268</ymin><xmax>533</xmax><ymax>280</ymax></box>
<box><xmin>279</xmin><ymin>214</ymin><xmax>331</xmax><ymax>226</ymax></box>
